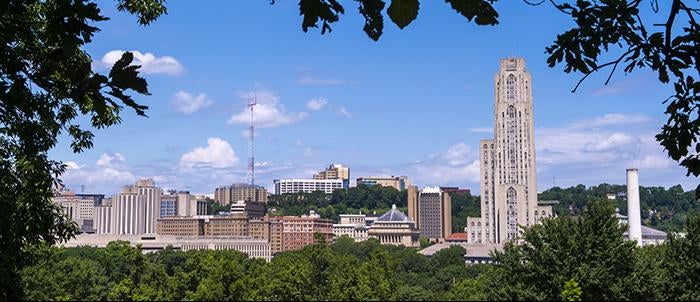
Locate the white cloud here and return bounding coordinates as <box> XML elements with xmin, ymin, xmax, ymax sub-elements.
<box><xmin>96</xmin><ymin>50</ymin><xmax>184</xmax><ymax>75</ymax></box>
<box><xmin>631</xmin><ymin>155</ymin><xmax>674</xmax><ymax>170</ymax></box>
<box><xmin>570</xmin><ymin>113</ymin><xmax>652</xmax><ymax>129</ymax></box>
<box><xmin>584</xmin><ymin>132</ymin><xmax>636</xmax><ymax>152</ymax></box>
<box><xmin>445</xmin><ymin>143</ymin><xmax>472</xmax><ymax>166</ymax></box>
<box><xmin>179</xmin><ymin>138</ymin><xmax>238</xmax><ymax>169</ymax></box>
<box><xmin>306</xmin><ymin>98</ymin><xmax>328</xmax><ymax>111</ymax></box>
<box><xmin>96</xmin><ymin>153</ymin><xmax>126</xmax><ymax>167</ymax></box>
<box><xmin>338</xmin><ymin>106</ymin><xmax>352</xmax><ymax>118</ymax></box>
<box><xmin>227</xmin><ymin>89</ymin><xmax>308</xmax><ymax>128</ymax></box>
<box><xmin>64</xmin><ymin>161</ymin><xmax>82</xmax><ymax>170</ymax></box>
<box><xmin>171</xmin><ymin>91</ymin><xmax>213</xmax><ymax>114</ymax></box>
<box><xmin>469</xmin><ymin>127</ymin><xmax>493</xmax><ymax>133</ymax></box>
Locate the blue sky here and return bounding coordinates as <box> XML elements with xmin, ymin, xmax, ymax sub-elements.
<box><xmin>53</xmin><ymin>1</ymin><xmax>697</xmax><ymax>195</ymax></box>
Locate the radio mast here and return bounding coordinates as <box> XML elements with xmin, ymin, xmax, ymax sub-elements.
<box><xmin>247</xmin><ymin>95</ymin><xmax>257</xmax><ymax>185</ymax></box>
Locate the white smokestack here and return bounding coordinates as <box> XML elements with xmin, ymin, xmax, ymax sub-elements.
<box><xmin>626</xmin><ymin>168</ymin><xmax>642</xmax><ymax>246</ymax></box>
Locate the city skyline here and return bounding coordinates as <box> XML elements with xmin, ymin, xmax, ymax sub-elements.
<box><xmin>50</xmin><ymin>2</ymin><xmax>696</xmax><ymax>194</ymax></box>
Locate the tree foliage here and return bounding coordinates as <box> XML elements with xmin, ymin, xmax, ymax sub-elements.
<box><xmin>539</xmin><ymin>182</ymin><xmax>697</xmax><ymax>231</ymax></box>
<box><xmin>0</xmin><ymin>0</ymin><xmax>165</xmax><ymax>299</ymax></box>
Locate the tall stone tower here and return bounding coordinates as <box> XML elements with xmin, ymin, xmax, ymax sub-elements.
<box><xmin>479</xmin><ymin>58</ymin><xmax>538</xmax><ymax>244</ymax></box>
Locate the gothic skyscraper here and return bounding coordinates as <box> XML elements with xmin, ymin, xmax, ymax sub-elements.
<box><xmin>477</xmin><ymin>58</ymin><xmax>551</xmax><ymax>244</ymax></box>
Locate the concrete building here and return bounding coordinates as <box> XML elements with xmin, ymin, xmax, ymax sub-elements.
<box><xmin>466</xmin><ymin>217</ymin><xmax>483</xmax><ymax>244</ymax></box>
<box><xmin>230</xmin><ymin>200</ymin><xmax>267</xmax><ymax>218</ymax></box>
<box><xmin>314</xmin><ymin>164</ymin><xmax>350</xmax><ymax>189</ymax></box>
<box><xmin>160</xmin><ymin>194</ymin><xmax>177</xmax><ymax>217</ymax></box>
<box><xmin>333</xmin><ymin>214</ymin><xmax>369</xmax><ymax>242</ymax></box>
<box><xmin>273</xmin><ymin>178</ymin><xmax>344</xmax><ymax>194</ymax></box>
<box><xmin>356</xmin><ymin>175</ymin><xmax>411</xmax><ymax>191</ymax></box>
<box><xmin>407</xmin><ymin>185</ymin><xmax>419</xmax><ymax>228</ymax></box>
<box><xmin>417</xmin><ymin>186</ymin><xmax>452</xmax><ymax>241</ymax></box>
<box><xmin>477</xmin><ymin>58</ymin><xmax>546</xmax><ymax>244</ymax></box>
<box><xmin>62</xmin><ymin>234</ymin><xmax>272</xmax><ymax>261</ymax></box>
<box><xmin>157</xmin><ymin>217</ymin><xmax>205</xmax><ymax>236</ymax></box>
<box><xmin>214</xmin><ymin>183</ymin><xmax>268</xmax><ymax>205</ymax></box>
<box><xmin>94</xmin><ymin>201</ymin><xmax>112</xmax><ymax>234</ymax></box>
<box><xmin>367</xmin><ymin>205</ymin><xmax>420</xmax><ymax>247</ymax></box>
<box><xmin>281</xmin><ymin>211</ymin><xmax>333</xmax><ymax>252</ymax></box>
<box><xmin>419</xmin><ymin>243</ymin><xmax>503</xmax><ymax>265</ymax></box>
<box><xmin>52</xmin><ymin>191</ymin><xmax>99</xmax><ymax>233</ymax></box>
<box><xmin>113</xmin><ymin>185</ymin><xmax>145</xmax><ymax>235</ymax></box>
<box><xmin>204</xmin><ymin>214</ymin><xmax>249</xmax><ymax>237</ymax></box>
<box><xmin>136</xmin><ymin>179</ymin><xmax>162</xmax><ymax>234</ymax></box>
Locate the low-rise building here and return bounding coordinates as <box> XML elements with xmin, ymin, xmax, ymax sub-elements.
<box><xmin>62</xmin><ymin>234</ymin><xmax>272</xmax><ymax>261</ymax></box>
<box><xmin>157</xmin><ymin>217</ymin><xmax>205</xmax><ymax>236</ymax></box>
<box><xmin>274</xmin><ymin>179</ymin><xmax>344</xmax><ymax>194</ymax></box>
<box><xmin>281</xmin><ymin>211</ymin><xmax>333</xmax><ymax>251</ymax></box>
<box><xmin>231</xmin><ymin>200</ymin><xmax>267</xmax><ymax>218</ymax></box>
<box><xmin>367</xmin><ymin>205</ymin><xmax>420</xmax><ymax>247</ymax></box>
<box><xmin>356</xmin><ymin>176</ymin><xmax>410</xmax><ymax>191</ymax></box>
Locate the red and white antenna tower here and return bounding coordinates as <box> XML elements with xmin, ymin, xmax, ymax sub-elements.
<box><xmin>247</xmin><ymin>95</ymin><xmax>257</xmax><ymax>185</ymax></box>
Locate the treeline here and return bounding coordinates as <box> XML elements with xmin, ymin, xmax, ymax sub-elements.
<box><xmin>539</xmin><ymin>183</ymin><xmax>697</xmax><ymax>231</ymax></box>
<box><xmin>268</xmin><ymin>185</ymin><xmax>481</xmax><ymax>233</ymax></box>
<box><xmin>20</xmin><ymin>238</ymin><xmax>485</xmax><ymax>300</ymax></box>
<box><xmin>20</xmin><ymin>200</ymin><xmax>700</xmax><ymax>301</ymax></box>
<box><xmin>268</xmin><ymin>185</ymin><xmax>407</xmax><ymax>221</ymax></box>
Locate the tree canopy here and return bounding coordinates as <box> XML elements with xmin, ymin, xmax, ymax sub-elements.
<box><xmin>0</xmin><ymin>0</ymin><xmax>166</xmax><ymax>298</ymax></box>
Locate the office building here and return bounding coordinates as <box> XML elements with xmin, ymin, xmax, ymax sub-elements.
<box><xmin>160</xmin><ymin>193</ymin><xmax>177</xmax><ymax>217</ymax></box>
<box><xmin>281</xmin><ymin>211</ymin><xmax>333</xmax><ymax>252</ymax></box>
<box><xmin>204</xmin><ymin>214</ymin><xmax>249</xmax><ymax>237</ymax></box>
<box><xmin>333</xmin><ymin>214</ymin><xmax>369</xmax><ymax>242</ymax></box>
<box><xmin>230</xmin><ymin>200</ymin><xmax>267</xmax><ymax>218</ymax></box>
<box><xmin>314</xmin><ymin>164</ymin><xmax>350</xmax><ymax>189</ymax></box>
<box><xmin>356</xmin><ymin>175</ymin><xmax>411</xmax><ymax>191</ymax></box>
<box><xmin>94</xmin><ymin>199</ymin><xmax>112</xmax><ymax>234</ymax></box>
<box><xmin>156</xmin><ymin>217</ymin><xmax>205</xmax><ymax>236</ymax></box>
<box><xmin>273</xmin><ymin>178</ymin><xmax>344</xmax><ymax>194</ymax></box>
<box><xmin>476</xmin><ymin>58</ymin><xmax>553</xmax><ymax>244</ymax></box>
<box><xmin>417</xmin><ymin>186</ymin><xmax>452</xmax><ymax>241</ymax></box>
<box><xmin>214</xmin><ymin>183</ymin><xmax>268</xmax><ymax>204</ymax></box>
<box><xmin>134</xmin><ymin>179</ymin><xmax>162</xmax><ymax>235</ymax></box>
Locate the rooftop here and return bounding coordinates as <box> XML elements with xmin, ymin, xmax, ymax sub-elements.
<box><xmin>376</xmin><ymin>205</ymin><xmax>413</xmax><ymax>223</ymax></box>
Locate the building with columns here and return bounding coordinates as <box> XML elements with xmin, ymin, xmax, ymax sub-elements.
<box><xmin>473</xmin><ymin>58</ymin><xmax>552</xmax><ymax>244</ymax></box>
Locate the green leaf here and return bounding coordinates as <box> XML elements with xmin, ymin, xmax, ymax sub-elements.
<box><xmin>445</xmin><ymin>0</ymin><xmax>499</xmax><ymax>26</ymax></box>
<box><xmin>387</xmin><ymin>0</ymin><xmax>419</xmax><ymax>29</ymax></box>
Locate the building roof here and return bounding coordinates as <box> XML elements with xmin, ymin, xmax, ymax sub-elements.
<box><xmin>446</xmin><ymin>233</ymin><xmax>468</xmax><ymax>241</ymax></box>
<box><xmin>376</xmin><ymin>205</ymin><xmax>413</xmax><ymax>223</ymax></box>
<box><xmin>419</xmin><ymin>243</ymin><xmax>503</xmax><ymax>258</ymax></box>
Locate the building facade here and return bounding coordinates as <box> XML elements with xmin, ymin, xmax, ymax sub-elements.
<box><xmin>160</xmin><ymin>194</ymin><xmax>178</xmax><ymax>217</ymax></box>
<box><xmin>479</xmin><ymin>58</ymin><xmax>539</xmax><ymax>244</ymax></box>
<box><xmin>136</xmin><ymin>179</ymin><xmax>162</xmax><ymax>234</ymax></box>
<box><xmin>367</xmin><ymin>205</ymin><xmax>420</xmax><ymax>247</ymax></box>
<box><xmin>273</xmin><ymin>179</ymin><xmax>344</xmax><ymax>194</ymax></box>
<box><xmin>314</xmin><ymin>164</ymin><xmax>350</xmax><ymax>189</ymax></box>
<box><xmin>417</xmin><ymin>186</ymin><xmax>452</xmax><ymax>241</ymax></box>
<box><xmin>281</xmin><ymin>211</ymin><xmax>333</xmax><ymax>252</ymax></box>
<box><xmin>214</xmin><ymin>183</ymin><xmax>268</xmax><ymax>205</ymax></box>
<box><xmin>356</xmin><ymin>175</ymin><xmax>411</xmax><ymax>191</ymax></box>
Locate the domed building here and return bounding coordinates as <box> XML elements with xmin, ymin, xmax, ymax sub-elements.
<box><xmin>368</xmin><ymin>204</ymin><xmax>421</xmax><ymax>247</ymax></box>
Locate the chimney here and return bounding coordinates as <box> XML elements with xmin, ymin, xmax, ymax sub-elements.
<box><xmin>626</xmin><ymin>168</ymin><xmax>642</xmax><ymax>246</ymax></box>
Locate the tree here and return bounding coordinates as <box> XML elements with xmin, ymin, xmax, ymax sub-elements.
<box><xmin>0</xmin><ymin>0</ymin><xmax>165</xmax><ymax>299</ymax></box>
<box><xmin>287</xmin><ymin>0</ymin><xmax>700</xmax><ymax>197</ymax></box>
<box><xmin>483</xmin><ymin>200</ymin><xmax>637</xmax><ymax>300</ymax></box>
<box><xmin>561</xmin><ymin>279</ymin><xmax>583</xmax><ymax>301</ymax></box>
<box><xmin>664</xmin><ymin>213</ymin><xmax>700</xmax><ymax>300</ymax></box>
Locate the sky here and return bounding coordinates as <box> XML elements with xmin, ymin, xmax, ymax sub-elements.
<box><xmin>52</xmin><ymin>1</ymin><xmax>698</xmax><ymax>195</ymax></box>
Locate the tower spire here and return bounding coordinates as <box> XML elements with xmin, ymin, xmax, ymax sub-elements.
<box><xmin>247</xmin><ymin>95</ymin><xmax>257</xmax><ymax>185</ymax></box>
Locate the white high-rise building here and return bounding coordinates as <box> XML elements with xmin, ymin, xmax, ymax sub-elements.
<box><xmin>476</xmin><ymin>58</ymin><xmax>550</xmax><ymax>244</ymax></box>
<box><xmin>113</xmin><ymin>185</ymin><xmax>145</xmax><ymax>235</ymax></box>
<box><xmin>136</xmin><ymin>179</ymin><xmax>162</xmax><ymax>234</ymax></box>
